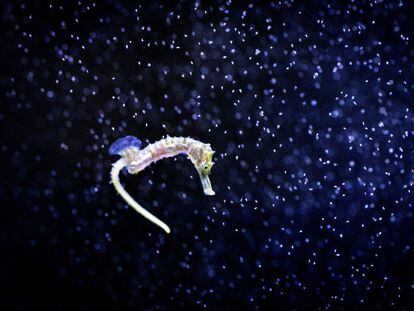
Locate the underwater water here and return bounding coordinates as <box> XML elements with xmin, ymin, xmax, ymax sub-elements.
<box><xmin>1</xmin><ymin>0</ymin><xmax>414</xmax><ymax>309</ymax></box>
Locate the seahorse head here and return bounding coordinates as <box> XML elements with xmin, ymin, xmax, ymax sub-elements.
<box><xmin>188</xmin><ymin>142</ymin><xmax>215</xmax><ymax>196</ymax></box>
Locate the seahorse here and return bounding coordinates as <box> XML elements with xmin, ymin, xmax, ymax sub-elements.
<box><xmin>109</xmin><ymin>135</ymin><xmax>215</xmax><ymax>234</ymax></box>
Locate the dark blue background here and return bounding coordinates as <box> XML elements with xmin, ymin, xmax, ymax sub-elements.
<box><xmin>1</xmin><ymin>0</ymin><xmax>414</xmax><ymax>309</ymax></box>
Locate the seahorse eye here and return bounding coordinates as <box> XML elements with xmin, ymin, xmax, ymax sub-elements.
<box><xmin>200</xmin><ymin>162</ymin><xmax>213</xmax><ymax>175</ymax></box>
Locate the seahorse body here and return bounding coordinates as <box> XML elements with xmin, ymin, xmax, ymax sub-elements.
<box><xmin>110</xmin><ymin>136</ymin><xmax>215</xmax><ymax>233</ymax></box>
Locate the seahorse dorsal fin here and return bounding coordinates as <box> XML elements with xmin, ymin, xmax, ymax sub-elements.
<box><xmin>109</xmin><ymin>135</ymin><xmax>142</xmax><ymax>155</ymax></box>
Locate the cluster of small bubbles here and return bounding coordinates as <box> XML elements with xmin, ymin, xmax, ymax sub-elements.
<box><xmin>1</xmin><ymin>0</ymin><xmax>414</xmax><ymax>309</ymax></box>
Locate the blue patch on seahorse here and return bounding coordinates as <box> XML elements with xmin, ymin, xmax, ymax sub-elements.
<box><xmin>109</xmin><ymin>135</ymin><xmax>142</xmax><ymax>155</ymax></box>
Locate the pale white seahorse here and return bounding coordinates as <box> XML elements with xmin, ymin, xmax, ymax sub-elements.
<box><xmin>109</xmin><ymin>135</ymin><xmax>215</xmax><ymax>234</ymax></box>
